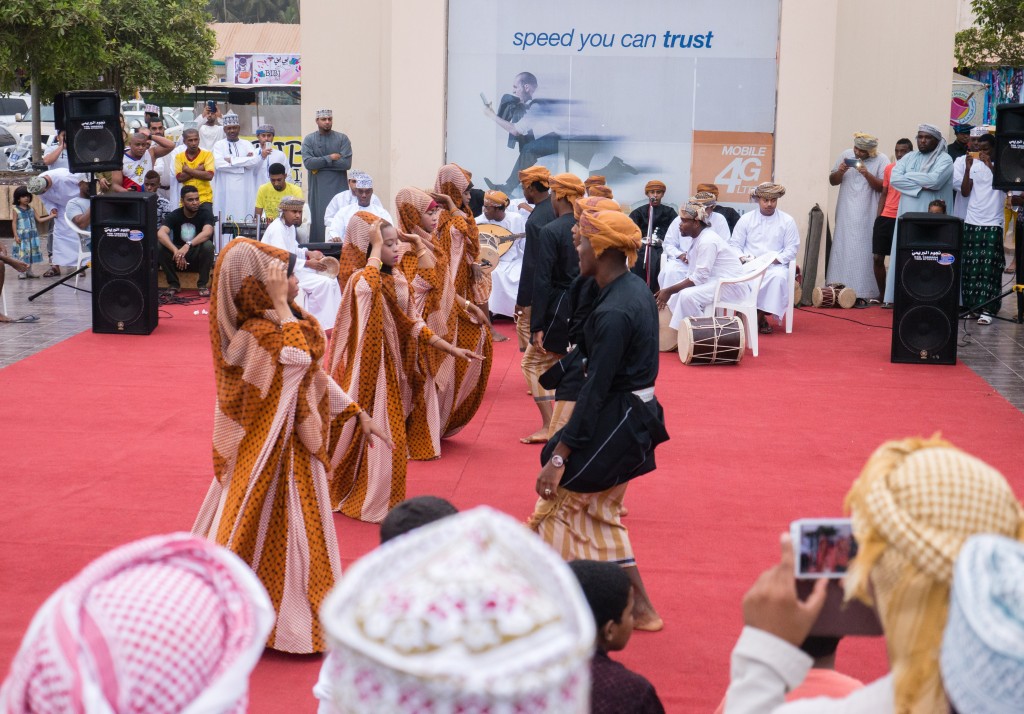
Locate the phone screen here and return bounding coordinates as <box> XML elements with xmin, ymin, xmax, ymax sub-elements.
<box><xmin>791</xmin><ymin>518</ymin><xmax>857</xmax><ymax>578</ymax></box>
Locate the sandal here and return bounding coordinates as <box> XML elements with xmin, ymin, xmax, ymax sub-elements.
<box><xmin>867</xmin><ymin>298</ymin><xmax>881</xmax><ymax>306</ymax></box>
<box><xmin>758</xmin><ymin>322</ymin><xmax>774</xmax><ymax>335</ymax></box>
<box><xmin>198</xmin><ymin>287</ymin><xmax>211</xmax><ymax>297</ymax></box>
<box><xmin>41</xmin><ymin>266</ymin><xmax>60</xmax><ymax>278</ymax></box>
<box><xmin>977</xmin><ymin>314</ymin><xmax>993</xmax><ymax>325</ymax></box>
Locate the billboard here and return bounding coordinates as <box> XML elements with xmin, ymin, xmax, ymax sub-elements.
<box><xmin>230</xmin><ymin>54</ymin><xmax>301</xmax><ymax>86</ymax></box>
<box><xmin>445</xmin><ymin>0</ymin><xmax>779</xmax><ymax>211</ymax></box>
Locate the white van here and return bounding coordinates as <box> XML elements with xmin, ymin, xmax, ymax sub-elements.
<box><xmin>0</xmin><ymin>94</ymin><xmax>31</xmax><ymax>125</ymax></box>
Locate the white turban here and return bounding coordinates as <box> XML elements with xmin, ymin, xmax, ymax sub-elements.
<box><xmin>918</xmin><ymin>123</ymin><xmax>942</xmax><ymax>140</ymax></box>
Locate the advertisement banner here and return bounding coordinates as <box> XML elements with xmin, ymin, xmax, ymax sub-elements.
<box><xmin>445</xmin><ymin>0</ymin><xmax>779</xmax><ymax>211</ymax></box>
<box><xmin>232</xmin><ymin>54</ymin><xmax>301</xmax><ymax>86</ymax></box>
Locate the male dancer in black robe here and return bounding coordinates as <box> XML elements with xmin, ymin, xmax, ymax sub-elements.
<box><xmin>628</xmin><ymin>180</ymin><xmax>676</xmax><ymax>292</ymax></box>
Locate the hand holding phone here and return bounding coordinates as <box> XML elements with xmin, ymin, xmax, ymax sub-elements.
<box><xmin>843</xmin><ymin>158</ymin><xmax>862</xmax><ymax>169</ymax></box>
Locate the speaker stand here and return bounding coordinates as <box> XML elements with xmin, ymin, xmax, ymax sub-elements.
<box><xmin>27</xmin><ymin>264</ymin><xmax>91</xmax><ymax>302</ymax></box>
<box><xmin>958</xmin><ymin>211</ymin><xmax>1024</xmax><ymax>324</ymax></box>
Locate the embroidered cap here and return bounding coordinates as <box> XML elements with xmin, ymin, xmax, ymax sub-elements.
<box><xmin>222</xmin><ymin>112</ymin><xmax>240</xmax><ymax>127</ymax></box>
<box><xmin>316</xmin><ymin>109</ymin><xmax>333</xmax><ymax>119</ymax></box>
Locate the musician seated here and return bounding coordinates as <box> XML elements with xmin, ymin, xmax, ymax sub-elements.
<box><xmin>261</xmin><ymin>196</ymin><xmax>342</xmax><ymax>330</ymax></box>
<box><xmin>477</xmin><ymin>190</ymin><xmax>526</xmax><ymax>319</ymax></box>
<box><xmin>654</xmin><ymin>200</ymin><xmax>748</xmax><ymax>330</ymax></box>
<box><xmin>327</xmin><ymin>173</ymin><xmax>394</xmax><ymax>242</ymax></box>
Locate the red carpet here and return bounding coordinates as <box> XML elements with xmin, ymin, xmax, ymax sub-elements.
<box><xmin>2</xmin><ymin>304</ymin><xmax>1024</xmax><ymax>712</ymax></box>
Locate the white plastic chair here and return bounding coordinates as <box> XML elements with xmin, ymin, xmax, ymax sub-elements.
<box><xmin>702</xmin><ymin>251</ymin><xmax>778</xmax><ymax>357</ymax></box>
<box><xmin>63</xmin><ymin>212</ymin><xmax>91</xmax><ymax>287</ymax></box>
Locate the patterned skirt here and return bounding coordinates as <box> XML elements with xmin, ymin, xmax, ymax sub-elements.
<box><xmin>527</xmin><ymin>483</ymin><xmax>634</xmax><ymax>566</ymax></box>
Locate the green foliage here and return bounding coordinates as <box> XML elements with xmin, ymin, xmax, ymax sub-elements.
<box><xmin>955</xmin><ymin>0</ymin><xmax>1024</xmax><ymax>70</ymax></box>
<box><xmin>205</xmin><ymin>0</ymin><xmax>299</xmax><ymax>24</ymax></box>
<box><xmin>0</xmin><ymin>0</ymin><xmax>108</xmax><ymax>100</ymax></box>
<box><xmin>99</xmin><ymin>0</ymin><xmax>218</xmax><ymax>96</ymax></box>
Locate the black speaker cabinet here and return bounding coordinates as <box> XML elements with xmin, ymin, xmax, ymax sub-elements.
<box><xmin>890</xmin><ymin>212</ymin><xmax>962</xmax><ymax>365</ymax></box>
<box><xmin>91</xmin><ymin>193</ymin><xmax>158</xmax><ymax>335</ymax></box>
<box><xmin>61</xmin><ymin>90</ymin><xmax>123</xmax><ymax>174</ymax></box>
<box><xmin>994</xmin><ymin>102</ymin><xmax>1024</xmax><ymax>190</ymax></box>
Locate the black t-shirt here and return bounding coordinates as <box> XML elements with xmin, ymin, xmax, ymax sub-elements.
<box><xmin>162</xmin><ymin>206</ymin><xmax>215</xmax><ymax>246</ymax></box>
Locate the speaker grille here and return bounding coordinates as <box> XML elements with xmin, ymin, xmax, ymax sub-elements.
<box><xmin>900</xmin><ymin>258</ymin><xmax>955</xmax><ymax>301</ymax></box>
<box><xmin>72</xmin><ymin>126</ymin><xmax>118</xmax><ymax>165</ymax></box>
<box><xmin>95</xmin><ymin>232</ymin><xmax>144</xmax><ymax>275</ymax></box>
<box><xmin>98</xmin><ymin>280</ymin><xmax>145</xmax><ymax>326</ymax></box>
<box><xmin>898</xmin><ymin>305</ymin><xmax>952</xmax><ymax>356</ymax></box>
<box><xmin>997</xmin><ymin>140</ymin><xmax>1024</xmax><ymax>185</ymax></box>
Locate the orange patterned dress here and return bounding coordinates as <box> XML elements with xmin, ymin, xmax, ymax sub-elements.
<box><xmin>192</xmin><ymin>238</ymin><xmax>361</xmax><ymax>654</ymax></box>
<box><xmin>433</xmin><ymin>164</ymin><xmax>493</xmax><ymax>437</ymax></box>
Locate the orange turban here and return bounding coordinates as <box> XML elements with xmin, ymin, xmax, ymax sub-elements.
<box><xmin>579</xmin><ymin>210</ymin><xmax>642</xmax><ymax>267</ymax></box>
<box><xmin>549</xmin><ymin>173</ymin><xmax>585</xmax><ymax>202</ymax></box>
<box><xmin>644</xmin><ymin>180</ymin><xmax>666</xmax><ymax>193</ymax></box>
<box><xmin>484</xmin><ymin>190</ymin><xmax>510</xmax><ymax>207</ymax></box>
<box><xmin>573</xmin><ymin>196</ymin><xmax>620</xmax><ymax>221</ymax></box>
<box><xmin>518</xmin><ymin>165</ymin><xmax>550</xmax><ymax>189</ymax></box>
<box><xmin>584</xmin><ymin>175</ymin><xmax>606</xmax><ymax>188</ymax></box>
<box><xmin>696</xmin><ymin>183</ymin><xmax>720</xmax><ymax>197</ymax></box>
<box><xmin>588</xmin><ymin>185</ymin><xmax>614</xmax><ymax>199</ymax></box>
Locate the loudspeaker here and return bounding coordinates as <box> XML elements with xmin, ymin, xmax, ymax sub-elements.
<box><xmin>91</xmin><ymin>193</ymin><xmax>159</xmax><ymax>335</ymax></box>
<box><xmin>994</xmin><ymin>102</ymin><xmax>1024</xmax><ymax>190</ymax></box>
<box><xmin>62</xmin><ymin>90</ymin><xmax>123</xmax><ymax>174</ymax></box>
<box><xmin>890</xmin><ymin>212</ymin><xmax>962</xmax><ymax>365</ymax></box>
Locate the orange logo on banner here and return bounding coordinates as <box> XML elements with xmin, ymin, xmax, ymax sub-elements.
<box><xmin>690</xmin><ymin>131</ymin><xmax>774</xmax><ymax>202</ymax></box>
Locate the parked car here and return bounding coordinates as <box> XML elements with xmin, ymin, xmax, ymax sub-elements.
<box><xmin>123</xmin><ymin>110</ymin><xmax>184</xmax><ymax>141</ymax></box>
<box><xmin>0</xmin><ymin>93</ymin><xmax>30</xmax><ymax>125</ymax></box>
<box><xmin>3</xmin><ymin>104</ymin><xmax>56</xmax><ymax>145</ymax></box>
<box><xmin>171</xmin><ymin>107</ymin><xmax>196</xmax><ymax>125</ymax></box>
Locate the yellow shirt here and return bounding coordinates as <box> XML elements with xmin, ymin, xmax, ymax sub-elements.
<box><xmin>174</xmin><ymin>149</ymin><xmax>215</xmax><ymax>205</ymax></box>
<box><xmin>256</xmin><ymin>181</ymin><xmax>303</xmax><ymax>221</ymax></box>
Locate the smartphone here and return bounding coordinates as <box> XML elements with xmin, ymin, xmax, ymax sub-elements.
<box><xmin>205</xmin><ymin>100</ymin><xmax>218</xmax><ymax>113</ymax></box>
<box><xmin>843</xmin><ymin>158</ymin><xmax>862</xmax><ymax>168</ymax></box>
<box><xmin>968</xmin><ymin>151</ymin><xmax>981</xmax><ymax>159</ymax></box>
<box><xmin>479</xmin><ymin>92</ymin><xmax>491</xmax><ymax>107</ymax></box>
<box><xmin>790</xmin><ymin>518</ymin><xmax>857</xmax><ymax>579</ymax></box>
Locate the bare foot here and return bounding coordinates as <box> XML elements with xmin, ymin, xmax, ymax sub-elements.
<box><xmin>519</xmin><ymin>429</ymin><xmax>549</xmax><ymax>444</ymax></box>
<box><xmin>633</xmin><ymin>606</ymin><xmax>664</xmax><ymax>632</ymax></box>
<box><xmin>491</xmin><ymin>329</ymin><xmax>509</xmax><ymax>342</ymax></box>
<box><xmin>620</xmin><ymin>506</ymin><xmax>629</xmax><ymax>518</ymax></box>
<box><xmin>0</xmin><ymin>315</ymin><xmax>12</xmax><ymax>323</ymax></box>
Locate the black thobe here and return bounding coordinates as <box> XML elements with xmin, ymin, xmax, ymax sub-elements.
<box><xmin>628</xmin><ymin>203</ymin><xmax>676</xmax><ymax>292</ymax></box>
<box><xmin>542</xmin><ymin>271</ymin><xmax>669</xmax><ymax>493</ymax></box>
<box><xmin>515</xmin><ymin>196</ymin><xmax>556</xmax><ymax>307</ymax></box>
<box><xmin>530</xmin><ymin>212</ymin><xmax>579</xmax><ymax>344</ymax></box>
<box><xmin>539</xmin><ymin>276</ymin><xmax>599</xmax><ymax>401</ymax></box>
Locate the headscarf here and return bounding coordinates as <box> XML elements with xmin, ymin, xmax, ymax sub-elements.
<box><xmin>679</xmin><ymin>200</ymin><xmax>712</xmax><ymax>226</ymax></box>
<box><xmin>434</xmin><ymin>163</ymin><xmax>480</xmax><ymax>263</ymax></box>
<box><xmin>917</xmin><ymin>123</ymin><xmax>949</xmax><ymax>173</ymax></box>
<box><xmin>588</xmin><ymin>185</ymin><xmax>614</xmax><ymax>199</ymax></box>
<box><xmin>941</xmin><ymin>534</ymin><xmax>1024</xmax><ymax>714</ymax></box>
<box><xmin>584</xmin><ymin>175</ymin><xmax>606</xmax><ymax>188</ymax></box>
<box><xmin>644</xmin><ymin>180</ymin><xmax>666</xmax><ymax>193</ymax></box>
<box><xmin>918</xmin><ymin>123</ymin><xmax>941</xmax><ymax>140</ymax></box>
<box><xmin>518</xmin><ymin>165</ymin><xmax>550</xmax><ymax>189</ymax></box>
<box><xmin>0</xmin><ymin>533</ymin><xmax>274</xmax><ymax>714</ymax></box>
<box><xmin>953</xmin><ymin>123</ymin><xmax>974</xmax><ymax>135</ymax></box>
<box><xmin>549</xmin><ymin>173</ymin><xmax>585</xmax><ymax>202</ymax></box>
<box><xmin>578</xmin><ymin>209</ymin><xmax>642</xmax><ymax>267</ymax></box>
<box><xmin>573</xmin><ymin>196</ymin><xmax>620</xmax><ymax>221</ymax></box>
<box><xmin>395</xmin><ymin>186</ymin><xmax>436</xmax><ymax>234</ymax></box>
<box><xmin>338</xmin><ymin>211</ymin><xmax>385</xmax><ymax>288</ymax></box>
<box><xmin>751</xmin><ymin>182</ymin><xmax>786</xmax><ymax>199</ymax></box>
<box><xmin>853</xmin><ymin>132</ymin><xmax>879</xmax><ymax>157</ymax></box>
<box><xmin>483</xmin><ymin>190</ymin><xmax>509</xmax><ymax>208</ymax></box>
<box><xmin>691</xmin><ymin>190</ymin><xmax>718</xmax><ymax>207</ymax></box>
<box><xmin>319</xmin><ymin>507</ymin><xmax>595</xmax><ymax>713</ymax></box>
<box><xmin>695</xmin><ymin>182</ymin><xmax>720</xmax><ymax>196</ymax></box>
<box><xmin>843</xmin><ymin>435</ymin><xmax>1024</xmax><ymax>714</ymax></box>
<box><xmin>434</xmin><ymin>163</ymin><xmax>472</xmax><ymax>213</ymax></box>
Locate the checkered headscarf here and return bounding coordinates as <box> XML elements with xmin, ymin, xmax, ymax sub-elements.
<box><xmin>0</xmin><ymin>533</ymin><xmax>274</xmax><ymax>713</ymax></box>
<box><xmin>844</xmin><ymin>435</ymin><xmax>1024</xmax><ymax>713</ymax></box>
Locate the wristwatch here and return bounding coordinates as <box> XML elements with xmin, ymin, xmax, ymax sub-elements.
<box><xmin>550</xmin><ymin>454</ymin><xmax>565</xmax><ymax>468</ymax></box>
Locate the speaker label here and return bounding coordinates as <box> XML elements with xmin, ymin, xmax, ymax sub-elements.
<box><xmin>910</xmin><ymin>250</ymin><xmax>943</xmax><ymax>261</ymax></box>
<box><xmin>129</xmin><ymin>230</ymin><xmax>144</xmax><ymax>242</ymax></box>
<box><xmin>938</xmin><ymin>253</ymin><xmax>956</xmax><ymax>265</ymax></box>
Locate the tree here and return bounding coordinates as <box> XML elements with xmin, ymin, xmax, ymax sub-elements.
<box><xmin>205</xmin><ymin>0</ymin><xmax>299</xmax><ymax>23</ymax></box>
<box><xmin>99</xmin><ymin>0</ymin><xmax>218</xmax><ymax>98</ymax></box>
<box><xmin>955</xmin><ymin>0</ymin><xmax>1024</xmax><ymax>70</ymax></box>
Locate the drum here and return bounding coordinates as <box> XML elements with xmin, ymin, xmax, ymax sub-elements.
<box><xmin>678</xmin><ymin>316</ymin><xmax>745</xmax><ymax>365</ymax></box>
<box><xmin>316</xmin><ymin>256</ymin><xmax>340</xmax><ymax>278</ymax></box>
<box><xmin>812</xmin><ymin>283</ymin><xmax>857</xmax><ymax>309</ymax></box>
<box><xmin>477</xmin><ymin>223</ymin><xmax>511</xmax><ymax>273</ymax></box>
<box><xmin>658</xmin><ymin>307</ymin><xmax>678</xmax><ymax>352</ymax></box>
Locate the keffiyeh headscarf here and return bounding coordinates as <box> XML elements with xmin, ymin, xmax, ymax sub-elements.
<box><xmin>941</xmin><ymin>534</ymin><xmax>1024</xmax><ymax>714</ymax></box>
<box><xmin>319</xmin><ymin>506</ymin><xmax>594</xmax><ymax>713</ymax></box>
<box><xmin>518</xmin><ymin>165</ymin><xmax>550</xmax><ymax>189</ymax></box>
<box><xmin>844</xmin><ymin>435</ymin><xmax>1024</xmax><ymax>714</ymax></box>
<box><xmin>691</xmin><ymin>191</ymin><xmax>717</xmax><ymax>207</ymax></box>
<box><xmin>752</xmin><ymin>182</ymin><xmax>786</xmax><ymax>199</ymax></box>
<box><xmin>579</xmin><ymin>209</ymin><xmax>642</xmax><ymax>267</ymax></box>
<box><xmin>549</xmin><ymin>173</ymin><xmax>585</xmax><ymax>202</ymax></box>
<box><xmin>680</xmin><ymin>200</ymin><xmax>712</xmax><ymax>226</ymax></box>
<box><xmin>0</xmin><ymin>533</ymin><xmax>273</xmax><ymax>714</ymax></box>
<box><xmin>853</xmin><ymin>132</ymin><xmax>879</xmax><ymax>157</ymax></box>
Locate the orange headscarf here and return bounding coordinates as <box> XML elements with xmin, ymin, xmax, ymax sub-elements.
<box><xmin>644</xmin><ymin>180</ymin><xmax>666</xmax><ymax>193</ymax></box>
<box><xmin>573</xmin><ymin>196</ymin><xmax>621</xmax><ymax>221</ymax></box>
<box><xmin>434</xmin><ymin>163</ymin><xmax>472</xmax><ymax>214</ymax></box>
<box><xmin>518</xmin><ymin>165</ymin><xmax>550</xmax><ymax>189</ymax></box>
<box><xmin>549</xmin><ymin>173</ymin><xmax>585</xmax><ymax>202</ymax></box>
<box><xmin>338</xmin><ymin>211</ymin><xmax>382</xmax><ymax>288</ymax></box>
<box><xmin>578</xmin><ymin>210</ymin><xmax>642</xmax><ymax>267</ymax></box>
<box><xmin>484</xmin><ymin>190</ymin><xmax>510</xmax><ymax>207</ymax></box>
<box><xmin>584</xmin><ymin>175</ymin><xmax>606</xmax><ymax>188</ymax></box>
<box><xmin>695</xmin><ymin>182</ymin><xmax>720</xmax><ymax>196</ymax></box>
<box><xmin>588</xmin><ymin>185</ymin><xmax>614</xmax><ymax>199</ymax></box>
<box><xmin>394</xmin><ymin>187</ymin><xmax>435</xmax><ymax>234</ymax></box>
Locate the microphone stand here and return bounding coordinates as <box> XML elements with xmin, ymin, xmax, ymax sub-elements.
<box><xmin>645</xmin><ymin>199</ymin><xmax>655</xmax><ymax>287</ymax></box>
